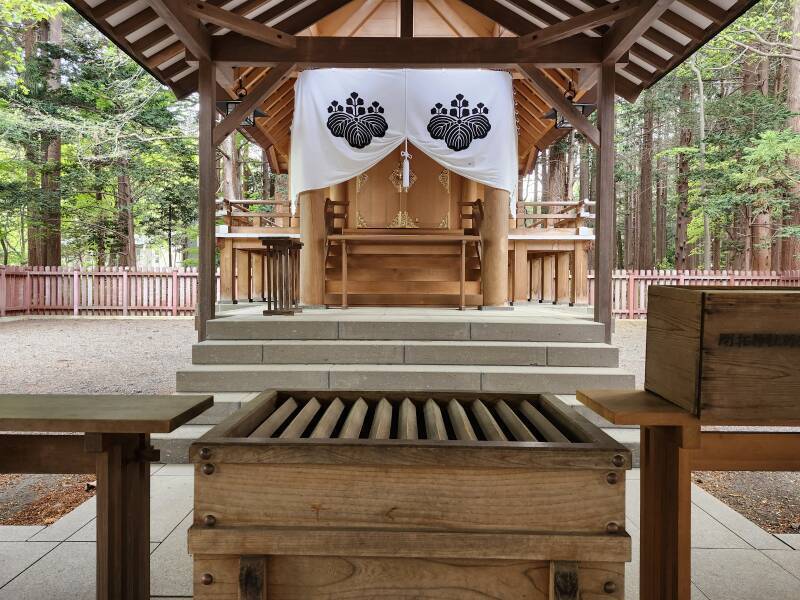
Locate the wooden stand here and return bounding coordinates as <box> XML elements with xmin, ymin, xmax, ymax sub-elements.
<box><xmin>576</xmin><ymin>389</ymin><xmax>800</xmax><ymax>600</ymax></box>
<box><xmin>0</xmin><ymin>394</ymin><xmax>213</xmax><ymax>600</ymax></box>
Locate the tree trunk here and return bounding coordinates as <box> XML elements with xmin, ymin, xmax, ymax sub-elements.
<box><xmin>115</xmin><ymin>172</ymin><xmax>137</xmax><ymax>267</ymax></box>
<box><xmin>222</xmin><ymin>134</ymin><xmax>241</xmax><ymax>201</ymax></box>
<box><xmin>751</xmin><ymin>56</ymin><xmax>773</xmax><ymax>271</ymax></box>
<box><xmin>638</xmin><ymin>91</ymin><xmax>654</xmax><ymax>268</ymax></box>
<box><xmin>786</xmin><ymin>0</ymin><xmax>800</xmax><ymax>270</ymax></box>
<box><xmin>579</xmin><ymin>138</ymin><xmax>590</xmax><ymax>201</ymax></box>
<box><xmin>655</xmin><ymin>155</ymin><xmax>667</xmax><ymax>265</ymax></box>
<box><xmin>675</xmin><ymin>82</ymin><xmax>692</xmax><ymax>270</ymax></box>
<box><xmin>547</xmin><ymin>145</ymin><xmax>566</xmax><ymax>201</ymax></box>
<box><xmin>689</xmin><ymin>58</ymin><xmax>710</xmax><ymax>269</ymax></box>
<box><xmin>38</xmin><ymin>16</ymin><xmax>63</xmax><ymax>266</ymax></box>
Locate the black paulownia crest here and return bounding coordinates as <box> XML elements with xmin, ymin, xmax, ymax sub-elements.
<box><xmin>326</xmin><ymin>92</ymin><xmax>388</xmax><ymax>149</ymax></box>
<box><xmin>427</xmin><ymin>94</ymin><xmax>491</xmax><ymax>152</ymax></box>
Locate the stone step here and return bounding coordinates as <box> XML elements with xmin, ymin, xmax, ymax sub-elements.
<box><xmin>206</xmin><ymin>317</ymin><xmax>605</xmax><ymax>342</ymax></box>
<box><xmin>193</xmin><ymin>340</ymin><xmax>620</xmax><ymax>367</ymax></box>
<box><xmin>175</xmin><ymin>364</ymin><xmax>634</xmax><ymax>394</ymax></box>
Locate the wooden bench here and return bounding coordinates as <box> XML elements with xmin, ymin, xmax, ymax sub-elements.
<box><xmin>326</xmin><ymin>233</ymin><xmax>481</xmax><ymax>310</ymax></box>
<box><xmin>0</xmin><ymin>394</ymin><xmax>213</xmax><ymax>600</ymax></box>
<box><xmin>576</xmin><ymin>389</ymin><xmax>800</xmax><ymax>600</ymax></box>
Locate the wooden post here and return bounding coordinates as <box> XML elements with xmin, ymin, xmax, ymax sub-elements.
<box><xmin>595</xmin><ymin>62</ymin><xmax>616</xmax><ymax>343</ymax></box>
<box><xmin>330</xmin><ymin>181</ymin><xmax>348</xmax><ymax>226</ymax></box>
<box><xmin>481</xmin><ymin>187</ymin><xmax>510</xmax><ymax>307</ymax></box>
<box><xmin>196</xmin><ymin>58</ymin><xmax>216</xmax><ymax>341</ymax></box>
<box><xmin>512</xmin><ymin>241</ymin><xmax>529</xmax><ymax>302</ymax></box>
<box><xmin>219</xmin><ymin>239</ymin><xmax>233</xmax><ymax>302</ymax></box>
<box><xmin>172</xmin><ymin>269</ymin><xmax>179</xmax><ymax>315</ymax></box>
<box><xmin>542</xmin><ymin>255</ymin><xmax>555</xmax><ymax>302</ymax></box>
<box><xmin>574</xmin><ymin>242</ymin><xmax>589</xmax><ymax>304</ymax></box>
<box><xmin>640</xmin><ymin>426</ymin><xmax>693</xmax><ymax>600</ymax></box>
<box><xmin>557</xmin><ymin>253</ymin><xmax>571</xmax><ymax>304</ymax></box>
<box><xmin>299</xmin><ymin>188</ymin><xmax>326</xmax><ymax>306</ymax></box>
<box><xmin>236</xmin><ymin>249</ymin><xmax>249</xmax><ymax>301</ymax></box>
<box><xmin>72</xmin><ymin>268</ymin><xmax>79</xmax><ymax>316</ymax></box>
<box><xmin>121</xmin><ymin>269</ymin><xmax>128</xmax><ymax>316</ymax></box>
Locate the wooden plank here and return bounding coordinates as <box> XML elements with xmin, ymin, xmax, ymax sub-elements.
<box><xmin>397</xmin><ymin>398</ymin><xmax>418</xmax><ymax>440</ymax></box>
<box><xmin>339</xmin><ymin>398</ymin><xmax>368</xmax><ymax>439</ymax></box>
<box><xmin>0</xmin><ymin>394</ymin><xmax>212</xmax><ymax>433</ymax></box>
<box><xmin>280</xmin><ymin>397</ymin><xmax>321</xmax><ymax>438</ymax></box>
<box><xmin>400</xmin><ymin>0</ymin><xmax>413</xmax><ymax>37</ymax></box>
<box><xmin>0</xmin><ymin>434</ymin><xmax>95</xmax><ymax>474</ymax></box>
<box><xmin>424</xmin><ymin>399</ymin><xmax>447</xmax><ymax>440</ymax></box>
<box><xmin>196</xmin><ymin>57</ymin><xmax>216</xmax><ymax>341</ymax></box>
<box><xmin>447</xmin><ymin>399</ymin><xmax>477</xmax><ymax>441</ymax></box>
<box><xmin>210</xmin><ymin>34</ymin><xmax>607</xmax><ymax>68</ymax></box>
<box><xmin>183</xmin><ymin>0</ymin><xmax>295</xmax><ymax>48</ymax></box>
<box><xmin>310</xmin><ymin>398</ymin><xmax>345</xmax><ymax>438</ymax></box>
<box><xmin>495</xmin><ymin>400</ymin><xmax>537</xmax><ymax>442</ymax></box>
<box><xmin>195</xmin><ymin>463</ymin><xmax>624</xmax><ymax>533</ymax></box>
<box><xmin>369</xmin><ymin>398</ymin><xmax>392</xmax><ymax>439</ymax></box>
<box><xmin>519</xmin><ymin>1</ymin><xmax>637</xmax><ymax>49</ymax></box>
<box><xmin>519</xmin><ymin>400</ymin><xmax>569</xmax><ymax>443</ymax></box>
<box><xmin>691</xmin><ymin>432</ymin><xmax>800</xmax><ymax>471</ymax></box>
<box><xmin>189</xmin><ymin>526</ymin><xmax>631</xmax><ymax>562</ymax></box>
<box><xmin>575</xmin><ymin>389</ymin><xmax>698</xmax><ymax>426</ymax></box>
<box><xmin>250</xmin><ymin>397</ymin><xmax>297</xmax><ymax>438</ymax></box>
<box><xmin>239</xmin><ymin>555</ymin><xmax>268</xmax><ymax>600</ymax></box>
<box><xmin>471</xmin><ymin>399</ymin><xmax>507</xmax><ymax>441</ymax></box>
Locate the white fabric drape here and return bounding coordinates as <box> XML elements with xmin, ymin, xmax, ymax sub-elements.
<box><xmin>289</xmin><ymin>69</ymin><xmax>517</xmax><ymax>205</ymax></box>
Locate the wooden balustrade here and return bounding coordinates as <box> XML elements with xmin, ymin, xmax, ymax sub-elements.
<box><xmin>513</xmin><ymin>199</ymin><xmax>595</xmax><ymax>231</ymax></box>
<box><xmin>216</xmin><ymin>197</ymin><xmax>296</xmax><ymax>230</ymax></box>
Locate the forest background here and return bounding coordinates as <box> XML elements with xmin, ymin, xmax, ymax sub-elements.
<box><xmin>1</xmin><ymin>0</ymin><xmax>799</xmax><ymax>271</ymax></box>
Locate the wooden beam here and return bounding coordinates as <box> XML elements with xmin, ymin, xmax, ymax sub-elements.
<box><xmin>401</xmin><ymin>0</ymin><xmax>413</xmax><ymax>38</ymax></box>
<box><xmin>678</xmin><ymin>0</ymin><xmax>726</xmax><ymax>24</ymax></box>
<box><xmin>516</xmin><ymin>64</ymin><xmax>600</xmax><ymax>148</ymax></box>
<box><xmin>182</xmin><ymin>0</ymin><xmax>296</xmax><ymax>48</ymax></box>
<box><xmin>458</xmin><ymin>0</ymin><xmax>536</xmax><ymax>35</ymax></box>
<box><xmin>594</xmin><ymin>61</ymin><xmax>615</xmax><ymax>343</ymax></box>
<box><xmin>147</xmin><ymin>0</ymin><xmax>211</xmax><ymax>61</ymax></box>
<box><xmin>213</xmin><ymin>63</ymin><xmax>294</xmax><ymax>146</ymax></box>
<box><xmin>276</xmin><ymin>0</ymin><xmax>353</xmax><ymax>34</ymax></box>
<box><xmin>209</xmin><ymin>34</ymin><xmax>607</xmax><ymax>67</ymax></box>
<box><xmin>519</xmin><ymin>1</ymin><xmax>638</xmax><ymax>49</ymax></box>
<box><xmin>602</xmin><ymin>0</ymin><xmax>674</xmax><ymax>65</ymax></box>
<box><xmin>197</xmin><ymin>58</ymin><xmax>216</xmax><ymax>342</ymax></box>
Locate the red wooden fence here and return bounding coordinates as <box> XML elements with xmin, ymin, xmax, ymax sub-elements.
<box><xmin>2</xmin><ymin>266</ymin><xmax>799</xmax><ymax>318</ymax></box>
<box><xmin>589</xmin><ymin>269</ymin><xmax>800</xmax><ymax>319</ymax></box>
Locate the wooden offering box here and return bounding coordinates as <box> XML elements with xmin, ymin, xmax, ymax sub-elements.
<box><xmin>189</xmin><ymin>391</ymin><xmax>630</xmax><ymax>599</ymax></box>
<box><xmin>646</xmin><ymin>286</ymin><xmax>800</xmax><ymax>421</ymax></box>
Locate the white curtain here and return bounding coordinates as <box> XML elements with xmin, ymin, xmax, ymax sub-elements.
<box><xmin>289</xmin><ymin>68</ymin><xmax>518</xmax><ymax>206</ymax></box>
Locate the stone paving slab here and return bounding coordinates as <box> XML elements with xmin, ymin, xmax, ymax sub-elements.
<box><xmin>0</xmin><ymin>541</ymin><xmax>57</xmax><ymax>588</ymax></box>
<box><xmin>0</xmin><ymin>526</ymin><xmax>43</xmax><ymax>542</ymax></box>
<box><xmin>776</xmin><ymin>534</ymin><xmax>800</xmax><ymax>550</ymax></box>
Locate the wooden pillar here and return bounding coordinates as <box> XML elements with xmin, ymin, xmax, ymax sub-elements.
<box><xmin>196</xmin><ymin>59</ymin><xmax>216</xmax><ymax>341</ymax></box>
<box><xmin>595</xmin><ymin>62</ymin><xmax>616</xmax><ymax>343</ymax></box>
<box><xmin>482</xmin><ymin>187</ymin><xmax>509</xmax><ymax>307</ymax></box>
<box><xmin>557</xmin><ymin>253</ymin><xmax>571</xmax><ymax>303</ymax></box>
<box><xmin>219</xmin><ymin>239</ymin><xmax>233</xmax><ymax>302</ymax></box>
<box><xmin>236</xmin><ymin>250</ymin><xmax>250</xmax><ymax>301</ymax></box>
<box><xmin>574</xmin><ymin>242</ymin><xmax>589</xmax><ymax>304</ymax></box>
<box><xmin>252</xmin><ymin>254</ymin><xmax>264</xmax><ymax>301</ymax></box>
<box><xmin>530</xmin><ymin>256</ymin><xmax>541</xmax><ymax>301</ymax></box>
<box><xmin>299</xmin><ymin>188</ymin><xmax>326</xmax><ymax>306</ymax></box>
<box><xmin>330</xmin><ymin>181</ymin><xmax>348</xmax><ymax>226</ymax></box>
<box><xmin>512</xmin><ymin>240</ymin><xmax>529</xmax><ymax>302</ymax></box>
<box><xmin>542</xmin><ymin>255</ymin><xmax>555</xmax><ymax>302</ymax></box>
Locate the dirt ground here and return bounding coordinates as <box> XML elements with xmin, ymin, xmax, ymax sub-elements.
<box><xmin>0</xmin><ymin>318</ymin><xmax>194</xmax><ymax>525</ymax></box>
<box><xmin>1</xmin><ymin>316</ymin><xmax>798</xmax><ymax>532</ymax></box>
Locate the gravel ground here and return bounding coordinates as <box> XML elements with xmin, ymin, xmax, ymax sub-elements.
<box><xmin>0</xmin><ymin>316</ymin><xmax>797</xmax><ymax>532</ymax></box>
<box><xmin>0</xmin><ymin>318</ymin><xmax>194</xmax><ymax>525</ymax></box>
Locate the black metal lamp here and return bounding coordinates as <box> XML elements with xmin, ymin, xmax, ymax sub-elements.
<box><xmin>216</xmin><ymin>80</ymin><xmax>267</xmax><ymax>126</ymax></box>
<box><xmin>543</xmin><ymin>81</ymin><xmax>594</xmax><ymax>129</ymax></box>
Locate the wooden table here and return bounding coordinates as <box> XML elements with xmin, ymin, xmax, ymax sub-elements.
<box><xmin>0</xmin><ymin>394</ymin><xmax>213</xmax><ymax>600</ymax></box>
<box><xmin>327</xmin><ymin>233</ymin><xmax>480</xmax><ymax>310</ymax></box>
<box><xmin>576</xmin><ymin>389</ymin><xmax>800</xmax><ymax>600</ymax></box>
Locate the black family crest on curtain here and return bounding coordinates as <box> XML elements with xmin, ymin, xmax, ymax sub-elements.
<box><xmin>427</xmin><ymin>94</ymin><xmax>491</xmax><ymax>152</ymax></box>
<box><xmin>326</xmin><ymin>92</ymin><xmax>389</xmax><ymax>149</ymax></box>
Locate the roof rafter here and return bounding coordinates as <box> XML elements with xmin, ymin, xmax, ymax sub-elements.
<box><xmin>147</xmin><ymin>0</ymin><xmax>211</xmax><ymax>61</ymax></box>
<box><xmin>602</xmin><ymin>0</ymin><xmax>676</xmax><ymax>65</ymax></box>
<box><xmin>182</xmin><ymin>0</ymin><xmax>296</xmax><ymax>48</ymax></box>
<box><xmin>519</xmin><ymin>0</ymin><xmax>638</xmax><ymax>49</ymax></box>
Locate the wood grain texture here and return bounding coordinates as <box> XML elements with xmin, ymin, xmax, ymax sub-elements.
<box><xmin>397</xmin><ymin>398</ymin><xmax>418</xmax><ymax>440</ymax></box>
<box><xmin>239</xmin><ymin>556</ymin><xmax>267</xmax><ymax>600</ymax></box>
<box><xmin>249</xmin><ymin>397</ymin><xmax>296</xmax><ymax>438</ymax></box>
<box><xmin>424</xmin><ymin>398</ymin><xmax>447</xmax><ymax>440</ymax></box>
<box><xmin>0</xmin><ymin>394</ymin><xmax>212</xmax><ymax>433</ymax></box>
<box><xmin>471</xmin><ymin>399</ymin><xmax>507</xmax><ymax>441</ymax></box>
<box><xmin>196</xmin><ymin>464</ymin><xmax>623</xmax><ymax>533</ymax></box>
<box><xmin>0</xmin><ymin>434</ymin><xmax>95</xmax><ymax>474</ymax></box>
<box><xmin>310</xmin><ymin>398</ymin><xmax>344</xmax><ymax>438</ymax></box>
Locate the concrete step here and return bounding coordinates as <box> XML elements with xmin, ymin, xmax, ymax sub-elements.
<box><xmin>206</xmin><ymin>316</ymin><xmax>605</xmax><ymax>342</ymax></box>
<box><xmin>193</xmin><ymin>340</ymin><xmax>620</xmax><ymax>367</ymax></box>
<box><xmin>175</xmin><ymin>363</ymin><xmax>634</xmax><ymax>394</ymax></box>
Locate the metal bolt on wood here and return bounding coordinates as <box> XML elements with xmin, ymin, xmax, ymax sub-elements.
<box><xmin>201</xmin><ymin>463</ymin><xmax>215</xmax><ymax>475</ymax></box>
<box><xmin>606</xmin><ymin>472</ymin><xmax>619</xmax><ymax>485</ymax></box>
<box><xmin>199</xmin><ymin>447</ymin><xmax>212</xmax><ymax>459</ymax></box>
<box><xmin>203</xmin><ymin>514</ymin><xmax>216</xmax><ymax>527</ymax></box>
<box><xmin>603</xmin><ymin>581</ymin><xmax>617</xmax><ymax>594</ymax></box>
<box><xmin>201</xmin><ymin>573</ymin><xmax>214</xmax><ymax>585</ymax></box>
<box><xmin>612</xmin><ymin>454</ymin><xmax>625</xmax><ymax>467</ymax></box>
<box><xmin>606</xmin><ymin>521</ymin><xmax>620</xmax><ymax>534</ymax></box>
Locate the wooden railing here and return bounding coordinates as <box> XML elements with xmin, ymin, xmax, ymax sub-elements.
<box><xmin>216</xmin><ymin>198</ymin><xmax>294</xmax><ymax>230</ymax></box>
<box><xmin>588</xmin><ymin>269</ymin><xmax>800</xmax><ymax>319</ymax></box>
<box><xmin>514</xmin><ymin>199</ymin><xmax>595</xmax><ymax>231</ymax></box>
<box><xmin>3</xmin><ymin>266</ymin><xmax>798</xmax><ymax>319</ymax></box>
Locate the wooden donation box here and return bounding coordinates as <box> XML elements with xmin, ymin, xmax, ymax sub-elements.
<box><xmin>646</xmin><ymin>286</ymin><xmax>800</xmax><ymax>420</ymax></box>
<box><xmin>189</xmin><ymin>391</ymin><xmax>631</xmax><ymax>599</ymax></box>
<box><xmin>577</xmin><ymin>286</ymin><xmax>800</xmax><ymax>600</ymax></box>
